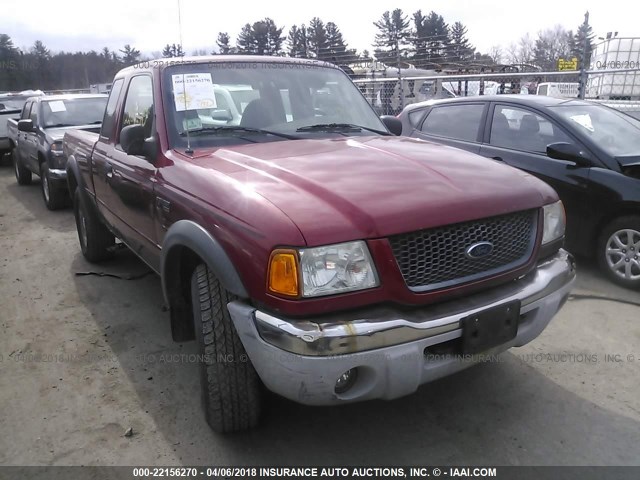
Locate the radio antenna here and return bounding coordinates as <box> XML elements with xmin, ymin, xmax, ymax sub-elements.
<box><xmin>177</xmin><ymin>0</ymin><xmax>193</xmax><ymax>154</ymax></box>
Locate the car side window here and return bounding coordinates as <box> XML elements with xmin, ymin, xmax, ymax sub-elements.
<box><xmin>100</xmin><ymin>78</ymin><xmax>125</xmax><ymax>140</ymax></box>
<box><xmin>21</xmin><ymin>102</ymin><xmax>32</xmax><ymax>120</ymax></box>
<box><xmin>119</xmin><ymin>76</ymin><xmax>154</xmax><ymax>143</ymax></box>
<box><xmin>490</xmin><ymin>105</ymin><xmax>572</xmax><ymax>154</ymax></box>
<box><xmin>420</xmin><ymin>104</ymin><xmax>484</xmax><ymax>142</ymax></box>
<box><xmin>408</xmin><ymin>109</ymin><xmax>425</xmax><ymax>128</ymax></box>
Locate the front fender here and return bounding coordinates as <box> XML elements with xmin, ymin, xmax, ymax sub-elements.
<box><xmin>161</xmin><ymin>220</ymin><xmax>248</xmax><ymax>301</ymax></box>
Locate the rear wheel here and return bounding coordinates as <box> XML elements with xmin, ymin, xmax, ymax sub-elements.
<box><xmin>597</xmin><ymin>216</ymin><xmax>640</xmax><ymax>289</ymax></box>
<box><xmin>73</xmin><ymin>188</ymin><xmax>115</xmax><ymax>262</ymax></box>
<box><xmin>40</xmin><ymin>163</ymin><xmax>66</xmax><ymax>210</ymax></box>
<box><xmin>191</xmin><ymin>263</ymin><xmax>262</xmax><ymax>432</ymax></box>
<box><xmin>13</xmin><ymin>149</ymin><xmax>32</xmax><ymax>185</ymax></box>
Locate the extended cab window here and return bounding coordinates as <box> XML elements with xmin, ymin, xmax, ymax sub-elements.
<box><xmin>100</xmin><ymin>79</ymin><xmax>124</xmax><ymax>140</ymax></box>
<box><xmin>420</xmin><ymin>104</ymin><xmax>484</xmax><ymax>142</ymax></box>
<box><xmin>490</xmin><ymin>105</ymin><xmax>571</xmax><ymax>154</ymax></box>
<box><xmin>119</xmin><ymin>76</ymin><xmax>154</xmax><ymax>143</ymax></box>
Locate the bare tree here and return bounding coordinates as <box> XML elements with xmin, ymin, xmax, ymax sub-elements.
<box><xmin>505</xmin><ymin>34</ymin><xmax>535</xmax><ymax>65</ymax></box>
<box><xmin>488</xmin><ymin>45</ymin><xmax>503</xmax><ymax>64</ymax></box>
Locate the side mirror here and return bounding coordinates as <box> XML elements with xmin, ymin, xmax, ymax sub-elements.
<box><xmin>120</xmin><ymin>124</ymin><xmax>146</xmax><ymax>156</ymax></box>
<box><xmin>18</xmin><ymin>119</ymin><xmax>34</xmax><ymax>132</ymax></box>
<box><xmin>546</xmin><ymin>142</ymin><xmax>592</xmax><ymax>167</ymax></box>
<box><xmin>210</xmin><ymin>109</ymin><xmax>232</xmax><ymax>121</ymax></box>
<box><xmin>380</xmin><ymin>115</ymin><xmax>403</xmax><ymax>136</ymax></box>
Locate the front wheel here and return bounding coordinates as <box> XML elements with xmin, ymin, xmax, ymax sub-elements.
<box><xmin>40</xmin><ymin>163</ymin><xmax>67</xmax><ymax>210</ymax></box>
<box><xmin>13</xmin><ymin>150</ymin><xmax>32</xmax><ymax>185</ymax></box>
<box><xmin>597</xmin><ymin>216</ymin><xmax>640</xmax><ymax>289</ymax></box>
<box><xmin>191</xmin><ymin>264</ymin><xmax>262</xmax><ymax>433</ymax></box>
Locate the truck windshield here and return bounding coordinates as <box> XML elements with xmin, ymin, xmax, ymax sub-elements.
<box><xmin>41</xmin><ymin>97</ymin><xmax>108</xmax><ymax>128</ymax></box>
<box><xmin>552</xmin><ymin>104</ymin><xmax>640</xmax><ymax>157</ymax></box>
<box><xmin>163</xmin><ymin>60</ymin><xmax>388</xmax><ymax>149</ymax></box>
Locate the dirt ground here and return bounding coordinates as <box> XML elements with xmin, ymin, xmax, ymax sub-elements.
<box><xmin>0</xmin><ymin>162</ymin><xmax>639</xmax><ymax>467</ymax></box>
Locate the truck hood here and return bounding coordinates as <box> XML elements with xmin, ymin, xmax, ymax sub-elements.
<box><xmin>191</xmin><ymin>136</ymin><xmax>555</xmax><ymax>246</ymax></box>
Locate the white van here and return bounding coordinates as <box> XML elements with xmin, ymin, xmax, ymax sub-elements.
<box><xmin>536</xmin><ymin>82</ymin><xmax>580</xmax><ymax>97</ymax></box>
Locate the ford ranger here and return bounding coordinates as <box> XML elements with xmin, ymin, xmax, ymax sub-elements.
<box><xmin>8</xmin><ymin>94</ymin><xmax>107</xmax><ymax>209</ymax></box>
<box><xmin>62</xmin><ymin>56</ymin><xmax>575</xmax><ymax>433</ymax></box>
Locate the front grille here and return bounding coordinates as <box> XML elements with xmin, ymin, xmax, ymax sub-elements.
<box><xmin>389</xmin><ymin>210</ymin><xmax>538</xmax><ymax>291</ymax></box>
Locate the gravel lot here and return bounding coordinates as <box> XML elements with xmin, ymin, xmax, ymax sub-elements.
<box><xmin>0</xmin><ymin>162</ymin><xmax>639</xmax><ymax>467</ymax></box>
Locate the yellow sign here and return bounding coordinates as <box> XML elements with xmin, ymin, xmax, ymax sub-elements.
<box><xmin>558</xmin><ymin>57</ymin><xmax>578</xmax><ymax>71</ymax></box>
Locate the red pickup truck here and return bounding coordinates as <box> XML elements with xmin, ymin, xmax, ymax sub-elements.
<box><xmin>63</xmin><ymin>56</ymin><xmax>575</xmax><ymax>433</ymax></box>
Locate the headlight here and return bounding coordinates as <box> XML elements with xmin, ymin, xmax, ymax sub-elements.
<box><xmin>542</xmin><ymin>200</ymin><xmax>566</xmax><ymax>245</ymax></box>
<box><xmin>267</xmin><ymin>241</ymin><xmax>379</xmax><ymax>298</ymax></box>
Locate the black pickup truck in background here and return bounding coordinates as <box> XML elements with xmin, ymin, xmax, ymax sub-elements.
<box><xmin>0</xmin><ymin>91</ymin><xmax>45</xmax><ymax>160</ymax></box>
<box><xmin>7</xmin><ymin>94</ymin><xmax>107</xmax><ymax>209</ymax></box>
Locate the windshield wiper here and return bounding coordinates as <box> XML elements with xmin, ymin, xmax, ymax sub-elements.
<box><xmin>296</xmin><ymin>123</ymin><xmax>390</xmax><ymax>135</ymax></box>
<box><xmin>179</xmin><ymin>126</ymin><xmax>298</xmax><ymax>140</ymax></box>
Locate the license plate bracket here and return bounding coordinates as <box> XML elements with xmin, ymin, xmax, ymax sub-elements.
<box><xmin>461</xmin><ymin>300</ymin><xmax>520</xmax><ymax>355</ymax></box>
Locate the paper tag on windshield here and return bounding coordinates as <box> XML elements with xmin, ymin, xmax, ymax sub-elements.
<box><xmin>182</xmin><ymin>117</ymin><xmax>202</xmax><ymax>131</ymax></box>
<box><xmin>48</xmin><ymin>100</ymin><xmax>67</xmax><ymax>112</ymax></box>
<box><xmin>570</xmin><ymin>114</ymin><xmax>594</xmax><ymax>132</ymax></box>
<box><xmin>172</xmin><ymin>73</ymin><xmax>217</xmax><ymax>111</ymax></box>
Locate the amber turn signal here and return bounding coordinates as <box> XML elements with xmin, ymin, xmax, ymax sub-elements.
<box><xmin>267</xmin><ymin>249</ymin><xmax>300</xmax><ymax>297</ymax></box>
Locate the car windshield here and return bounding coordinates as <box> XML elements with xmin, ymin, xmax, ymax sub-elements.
<box><xmin>41</xmin><ymin>97</ymin><xmax>108</xmax><ymax>128</ymax></box>
<box><xmin>551</xmin><ymin>104</ymin><xmax>640</xmax><ymax>157</ymax></box>
<box><xmin>163</xmin><ymin>60</ymin><xmax>387</xmax><ymax>149</ymax></box>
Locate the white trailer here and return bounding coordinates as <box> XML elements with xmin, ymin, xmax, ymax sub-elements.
<box><xmin>588</xmin><ymin>37</ymin><xmax>640</xmax><ymax>100</ymax></box>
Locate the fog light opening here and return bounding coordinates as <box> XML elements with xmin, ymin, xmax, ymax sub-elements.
<box><xmin>334</xmin><ymin>368</ymin><xmax>358</xmax><ymax>394</ymax></box>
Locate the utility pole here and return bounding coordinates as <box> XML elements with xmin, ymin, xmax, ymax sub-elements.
<box><xmin>395</xmin><ymin>35</ymin><xmax>404</xmax><ymax>112</ymax></box>
<box><xmin>579</xmin><ymin>11</ymin><xmax>590</xmax><ymax>99</ymax></box>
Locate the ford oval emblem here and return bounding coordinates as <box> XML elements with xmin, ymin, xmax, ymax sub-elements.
<box><xmin>465</xmin><ymin>241</ymin><xmax>494</xmax><ymax>259</ymax></box>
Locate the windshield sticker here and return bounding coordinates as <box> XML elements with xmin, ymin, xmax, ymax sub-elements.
<box><xmin>48</xmin><ymin>100</ymin><xmax>67</xmax><ymax>112</ymax></box>
<box><xmin>182</xmin><ymin>117</ymin><xmax>203</xmax><ymax>131</ymax></box>
<box><xmin>569</xmin><ymin>114</ymin><xmax>594</xmax><ymax>132</ymax></box>
<box><xmin>172</xmin><ymin>73</ymin><xmax>217</xmax><ymax>111</ymax></box>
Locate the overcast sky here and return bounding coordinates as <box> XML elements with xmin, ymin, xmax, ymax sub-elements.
<box><xmin>3</xmin><ymin>0</ymin><xmax>637</xmax><ymax>56</ymax></box>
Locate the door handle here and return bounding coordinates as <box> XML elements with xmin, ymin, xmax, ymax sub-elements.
<box><xmin>492</xmin><ymin>156</ymin><xmax>503</xmax><ymax>162</ymax></box>
<box><xmin>104</xmin><ymin>163</ymin><xmax>113</xmax><ymax>180</ymax></box>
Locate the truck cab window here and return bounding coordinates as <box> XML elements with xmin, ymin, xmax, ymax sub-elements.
<box><xmin>119</xmin><ymin>76</ymin><xmax>154</xmax><ymax>142</ymax></box>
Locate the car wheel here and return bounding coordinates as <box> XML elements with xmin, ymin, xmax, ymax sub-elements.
<box><xmin>191</xmin><ymin>263</ymin><xmax>262</xmax><ymax>433</ymax></box>
<box><xmin>73</xmin><ymin>188</ymin><xmax>115</xmax><ymax>262</ymax></box>
<box><xmin>40</xmin><ymin>163</ymin><xmax>66</xmax><ymax>210</ymax></box>
<box><xmin>13</xmin><ymin>150</ymin><xmax>32</xmax><ymax>185</ymax></box>
<box><xmin>597</xmin><ymin>215</ymin><xmax>640</xmax><ymax>289</ymax></box>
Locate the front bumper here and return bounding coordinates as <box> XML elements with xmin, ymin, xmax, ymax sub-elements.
<box><xmin>228</xmin><ymin>249</ymin><xmax>576</xmax><ymax>405</ymax></box>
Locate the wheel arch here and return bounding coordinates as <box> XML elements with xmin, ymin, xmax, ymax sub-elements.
<box><xmin>161</xmin><ymin>220</ymin><xmax>249</xmax><ymax>342</ymax></box>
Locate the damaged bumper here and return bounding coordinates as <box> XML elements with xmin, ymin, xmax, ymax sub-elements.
<box><xmin>228</xmin><ymin>250</ymin><xmax>576</xmax><ymax>405</ymax></box>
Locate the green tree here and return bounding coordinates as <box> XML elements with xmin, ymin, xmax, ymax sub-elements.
<box><xmin>216</xmin><ymin>32</ymin><xmax>232</xmax><ymax>54</ymax></box>
<box><xmin>571</xmin><ymin>14</ymin><xmax>595</xmax><ymax>69</ymax></box>
<box><xmin>119</xmin><ymin>44</ymin><xmax>141</xmax><ymax>65</ymax></box>
<box><xmin>324</xmin><ymin>22</ymin><xmax>358</xmax><ymax>65</ymax></box>
<box><xmin>236</xmin><ymin>18</ymin><xmax>284</xmax><ymax>55</ymax></box>
<box><xmin>287</xmin><ymin>25</ymin><xmax>309</xmax><ymax>58</ymax></box>
<box><xmin>373</xmin><ymin>9</ymin><xmax>410</xmax><ymax>67</ymax></box>
<box><xmin>533</xmin><ymin>26</ymin><xmax>572</xmax><ymax>71</ymax></box>
<box><xmin>307</xmin><ymin>17</ymin><xmax>329</xmax><ymax>59</ymax></box>
<box><xmin>449</xmin><ymin>21</ymin><xmax>474</xmax><ymax>64</ymax></box>
<box><xmin>162</xmin><ymin>43</ymin><xmax>184</xmax><ymax>58</ymax></box>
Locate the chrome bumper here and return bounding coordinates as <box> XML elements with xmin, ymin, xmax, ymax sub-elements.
<box><xmin>253</xmin><ymin>250</ymin><xmax>575</xmax><ymax>356</ymax></box>
<box><xmin>227</xmin><ymin>250</ymin><xmax>575</xmax><ymax>405</ymax></box>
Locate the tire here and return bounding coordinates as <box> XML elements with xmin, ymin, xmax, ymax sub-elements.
<box><xmin>73</xmin><ymin>188</ymin><xmax>115</xmax><ymax>262</ymax></box>
<box><xmin>13</xmin><ymin>149</ymin><xmax>32</xmax><ymax>185</ymax></box>
<box><xmin>191</xmin><ymin>263</ymin><xmax>262</xmax><ymax>433</ymax></box>
<box><xmin>597</xmin><ymin>215</ymin><xmax>640</xmax><ymax>289</ymax></box>
<box><xmin>40</xmin><ymin>163</ymin><xmax>67</xmax><ymax>210</ymax></box>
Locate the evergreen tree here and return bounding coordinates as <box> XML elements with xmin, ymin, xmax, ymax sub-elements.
<box><xmin>162</xmin><ymin>44</ymin><xmax>184</xmax><ymax>58</ymax></box>
<box><xmin>571</xmin><ymin>13</ymin><xmax>594</xmax><ymax>69</ymax></box>
<box><xmin>308</xmin><ymin>17</ymin><xmax>329</xmax><ymax>59</ymax></box>
<box><xmin>373</xmin><ymin>9</ymin><xmax>410</xmax><ymax>67</ymax></box>
<box><xmin>287</xmin><ymin>25</ymin><xmax>309</xmax><ymax>58</ymax></box>
<box><xmin>236</xmin><ymin>18</ymin><xmax>284</xmax><ymax>55</ymax></box>
<box><xmin>119</xmin><ymin>44</ymin><xmax>141</xmax><ymax>65</ymax></box>
<box><xmin>216</xmin><ymin>32</ymin><xmax>232</xmax><ymax>54</ymax></box>
<box><xmin>449</xmin><ymin>21</ymin><xmax>474</xmax><ymax>64</ymax></box>
<box><xmin>423</xmin><ymin>11</ymin><xmax>449</xmax><ymax>67</ymax></box>
<box><xmin>325</xmin><ymin>22</ymin><xmax>358</xmax><ymax>65</ymax></box>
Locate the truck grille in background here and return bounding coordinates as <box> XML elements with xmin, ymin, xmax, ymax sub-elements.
<box><xmin>389</xmin><ymin>210</ymin><xmax>538</xmax><ymax>291</ymax></box>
